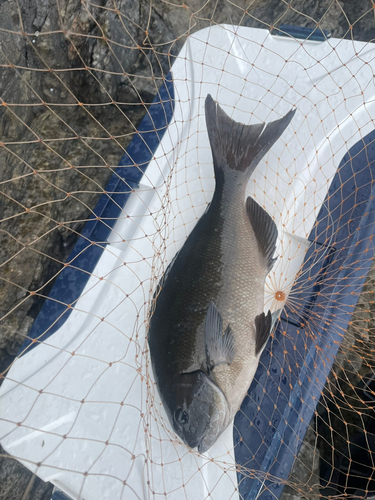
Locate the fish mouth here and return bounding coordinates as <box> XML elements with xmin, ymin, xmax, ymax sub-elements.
<box><xmin>196</xmin><ymin>375</ymin><xmax>230</xmax><ymax>453</ymax></box>
<box><xmin>197</xmin><ymin>441</ymin><xmax>210</xmax><ymax>453</ymax></box>
<box><xmin>196</xmin><ymin>428</ymin><xmax>222</xmax><ymax>454</ymax></box>
<box><xmin>187</xmin><ymin>438</ymin><xmax>202</xmax><ymax>450</ymax></box>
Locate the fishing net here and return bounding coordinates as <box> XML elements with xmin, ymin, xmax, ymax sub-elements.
<box><xmin>2</xmin><ymin>1</ymin><xmax>375</xmax><ymax>499</ymax></box>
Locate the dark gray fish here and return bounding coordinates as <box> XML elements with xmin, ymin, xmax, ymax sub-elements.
<box><xmin>148</xmin><ymin>95</ymin><xmax>295</xmax><ymax>453</ymax></box>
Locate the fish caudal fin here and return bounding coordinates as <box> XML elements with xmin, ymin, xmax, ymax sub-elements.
<box><xmin>246</xmin><ymin>196</ymin><xmax>278</xmax><ymax>273</ymax></box>
<box><xmin>205</xmin><ymin>94</ymin><xmax>296</xmax><ymax>176</ymax></box>
<box><xmin>254</xmin><ymin>311</ymin><xmax>272</xmax><ymax>355</ymax></box>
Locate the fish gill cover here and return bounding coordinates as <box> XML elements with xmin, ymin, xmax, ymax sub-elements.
<box><xmin>1</xmin><ymin>2</ymin><xmax>375</xmax><ymax>500</ymax></box>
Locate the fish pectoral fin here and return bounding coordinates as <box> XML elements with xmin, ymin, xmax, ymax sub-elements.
<box><xmin>205</xmin><ymin>302</ymin><xmax>235</xmax><ymax>371</ymax></box>
<box><xmin>246</xmin><ymin>197</ymin><xmax>278</xmax><ymax>273</ymax></box>
<box><xmin>254</xmin><ymin>310</ymin><xmax>272</xmax><ymax>355</ymax></box>
<box><xmin>271</xmin><ymin>309</ymin><xmax>281</xmax><ymax>332</ymax></box>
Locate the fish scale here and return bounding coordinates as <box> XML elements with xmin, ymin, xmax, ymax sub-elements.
<box><xmin>148</xmin><ymin>95</ymin><xmax>296</xmax><ymax>452</ymax></box>
<box><xmin>213</xmin><ymin>171</ymin><xmax>266</xmax><ymax>414</ymax></box>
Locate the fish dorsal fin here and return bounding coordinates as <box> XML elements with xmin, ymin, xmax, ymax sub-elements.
<box><xmin>254</xmin><ymin>310</ymin><xmax>272</xmax><ymax>355</ymax></box>
<box><xmin>205</xmin><ymin>302</ymin><xmax>235</xmax><ymax>371</ymax></box>
<box><xmin>246</xmin><ymin>197</ymin><xmax>278</xmax><ymax>273</ymax></box>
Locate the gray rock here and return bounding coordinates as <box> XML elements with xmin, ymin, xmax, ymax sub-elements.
<box><xmin>0</xmin><ymin>0</ymin><xmax>147</xmax><ymax>369</ymax></box>
<box><xmin>281</xmin><ymin>424</ymin><xmax>320</xmax><ymax>500</ymax></box>
<box><xmin>0</xmin><ymin>445</ymin><xmax>53</xmax><ymax>500</ymax></box>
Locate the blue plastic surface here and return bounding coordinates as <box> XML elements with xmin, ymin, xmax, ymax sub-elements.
<box><xmin>51</xmin><ymin>491</ymin><xmax>72</xmax><ymax>500</ymax></box>
<box><xmin>273</xmin><ymin>24</ymin><xmax>331</xmax><ymax>42</ymax></box>
<box><xmin>19</xmin><ymin>75</ymin><xmax>174</xmax><ymax>354</ymax></box>
<box><xmin>235</xmin><ymin>130</ymin><xmax>375</xmax><ymax>500</ymax></box>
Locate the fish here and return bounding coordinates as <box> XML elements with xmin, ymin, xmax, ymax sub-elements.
<box><xmin>147</xmin><ymin>94</ymin><xmax>295</xmax><ymax>453</ymax></box>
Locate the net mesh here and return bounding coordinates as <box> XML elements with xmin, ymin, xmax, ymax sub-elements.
<box><xmin>2</xmin><ymin>1</ymin><xmax>375</xmax><ymax>499</ymax></box>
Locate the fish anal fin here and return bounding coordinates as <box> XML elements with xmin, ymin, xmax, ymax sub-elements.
<box><xmin>246</xmin><ymin>197</ymin><xmax>278</xmax><ymax>273</ymax></box>
<box><xmin>205</xmin><ymin>302</ymin><xmax>235</xmax><ymax>371</ymax></box>
<box><xmin>254</xmin><ymin>310</ymin><xmax>272</xmax><ymax>356</ymax></box>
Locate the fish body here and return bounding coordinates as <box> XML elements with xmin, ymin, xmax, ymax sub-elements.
<box><xmin>148</xmin><ymin>95</ymin><xmax>295</xmax><ymax>452</ymax></box>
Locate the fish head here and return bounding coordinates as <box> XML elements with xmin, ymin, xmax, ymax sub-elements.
<box><xmin>170</xmin><ymin>370</ymin><xmax>229</xmax><ymax>453</ymax></box>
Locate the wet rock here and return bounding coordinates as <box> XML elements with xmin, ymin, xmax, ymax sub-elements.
<box><xmin>0</xmin><ymin>0</ymin><xmax>147</xmax><ymax>370</ymax></box>
<box><xmin>281</xmin><ymin>425</ymin><xmax>320</xmax><ymax>500</ymax></box>
<box><xmin>0</xmin><ymin>446</ymin><xmax>53</xmax><ymax>500</ymax></box>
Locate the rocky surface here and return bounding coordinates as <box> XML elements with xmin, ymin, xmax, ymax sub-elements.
<box><xmin>1</xmin><ymin>0</ymin><xmax>375</xmax><ymax>499</ymax></box>
<box><xmin>0</xmin><ymin>445</ymin><xmax>53</xmax><ymax>500</ymax></box>
<box><xmin>281</xmin><ymin>424</ymin><xmax>321</xmax><ymax>500</ymax></box>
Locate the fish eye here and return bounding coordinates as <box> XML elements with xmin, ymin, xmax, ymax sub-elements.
<box><xmin>174</xmin><ymin>408</ymin><xmax>189</xmax><ymax>425</ymax></box>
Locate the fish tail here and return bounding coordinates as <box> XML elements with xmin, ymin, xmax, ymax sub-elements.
<box><xmin>205</xmin><ymin>94</ymin><xmax>295</xmax><ymax>177</ymax></box>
